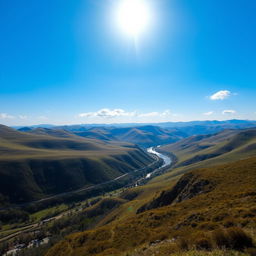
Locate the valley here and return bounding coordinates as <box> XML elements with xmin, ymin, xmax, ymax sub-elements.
<box><xmin>0</xmin><ymin>121</ymin><xmax>255</xmax><ymax>256</ymax></box>
<box><xmin>2</xmin><ymin>1</ymin><xmax>256</xmax><ymax>255</ymax></box>
<box><xmin>0</xmin><ymin>125</ymin><xmax>156</xmax><ymax>206</ymax></box>
<box><xmin>0</xmin><ymin>125</ymin><xmax>173</xmax><ymax>253</ymax></box>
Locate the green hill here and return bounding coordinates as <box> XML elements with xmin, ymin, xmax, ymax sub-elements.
<box><xmin>41</xmin><ymin>125</ymin><xmax>185</xmax><ymax>147</ymax></box>
<box><xmin>25</xmin><ymin>127</ymin><xmax>79</xmax><ymax>139</ymax></box>
<box><xmin>19</xmin><ymin>122</ymin><xmax>256</xmax><ymax>148</ymax></box>
<box><xmin>160</xmin><ymin>129</ymin><xmax>256</xmax><ymax>170</ymax></box>
<box><xmin>0</xmin><ymin>125</ymin><xmax>154</xmax><ymax>205</ymax></box>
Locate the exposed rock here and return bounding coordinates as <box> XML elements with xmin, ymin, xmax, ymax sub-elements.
<box><xmin>137</xmin><ymin>172</ymin><xmax>212</xmax><ymax>214</ymax></box>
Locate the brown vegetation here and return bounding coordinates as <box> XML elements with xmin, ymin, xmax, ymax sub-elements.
<box><xmin>46</xmin><ymin>156</ymin><xmax>256</xmax><ymax>256</ymax></box>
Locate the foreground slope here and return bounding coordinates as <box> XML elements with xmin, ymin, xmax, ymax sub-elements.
<box><xmin>46</xmin><ymin>156</ymin><xmax>256</xmax><ymax>256</ymax></box>
<box><xmin>0</xmin><ymin>125</ymin><xmax>154</xmax><ymax>205</ymax></box>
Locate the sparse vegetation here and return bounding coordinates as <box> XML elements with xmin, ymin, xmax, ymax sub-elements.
<box><xmin>161</xmin><ymin>129</ymin><xmax>256</xmax><ymax>171</ymax></box>
<box><xmin>45</xmin><ymin>156</ymin><xmax>256</xmax><ymax>256</ymax></box>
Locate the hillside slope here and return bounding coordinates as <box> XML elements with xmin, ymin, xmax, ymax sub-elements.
<box><xmin>161</xmin><ymin>129</ymin><xmax>256</xmax><ymax>170</ymax></box>
<box><xmin>18</xmin><ymin>121</ymin><xmax>256</xmax><ymax>147</ymax></box>
<box><xmin>31</xmin><ymin>125</ymin><xmax>185</xmax><ymax>147</ymax></box>
<box><xmin>0</xmin><ymin>125</ymin><xmax>154</xmax><ymax>205</ymax></box>
<box><xmin>46</xmin><ymin>156</ymin><xmax>256</xmax><ymax>256</ymax></box>
<box><xmin>73</xmin><ymin>125</ymin><xmax>186</xmax><ymax>147</ymax></box>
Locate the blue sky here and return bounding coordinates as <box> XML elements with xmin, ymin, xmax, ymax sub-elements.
<box><xmin>0</xmin><ymin>0</ymin><xmax>255</xmax><ymax>125</ymax></box>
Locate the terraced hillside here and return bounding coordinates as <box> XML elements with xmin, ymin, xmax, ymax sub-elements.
<box><xmin>0</xmin><ymin>125</ymin><xmax>154</xmax><ymax>205</ymax></box>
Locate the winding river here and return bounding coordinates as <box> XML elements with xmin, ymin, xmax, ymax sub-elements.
<box><xmin>145</xmin><ymin>146</ymin><xmax>172</xmax><ymax>179</ymax></box>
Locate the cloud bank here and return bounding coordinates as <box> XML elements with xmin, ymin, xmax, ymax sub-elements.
<box><xmin>79</xmin><ymin>109</ymin><xmax>136</xmax><ymax>118</ymax></box>
<box><xmin>78</xmin><ymin>108</ymin><xmax>173</xmax><ymax>122</ymax></box>
<box><xmin>0</xmin><ymin>113</ymin><xmax>14</xmax><ymax>119</ymax></box>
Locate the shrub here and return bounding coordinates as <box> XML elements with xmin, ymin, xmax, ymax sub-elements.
<box><xmin>226</xmin><ymin>227</ymin><xmax>253</xmax><ymax>250</ymax></box>
<box><xmin>195</xmin><ymin>237</ymin><xmax>212</xmax><ymax>250</ymax></box>
<box><xmin>212</xmin><ymin>229</ymin><xmax>230</xmax><ymax>249</ymax></box>
<box><xmin>177</xmin><ymin>237</ymin><xmax>189</xmax><ymax>251</ymax></box>
<box><xmin>223</xmin><ymin>218</ymin><xmax>235</xmax><ymax>228</ymax></box>
<box><xmin>212</xmin><ymin>227</ymin><xmax>253</xmax><ymax>250</ymax></box>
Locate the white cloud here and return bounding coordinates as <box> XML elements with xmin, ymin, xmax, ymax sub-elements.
<box><xmin>79</xmin><ymin>108</ymin><xmax>136</xmax><ymax>119</ymax></box>
<box><xmin>203</xmin><ymin>111</ymin><xmax>214</xmax><ymax>116</ymax></box>
<box><xmin>222</xmin><ymin>109</ymin><xmax>236</xmax><ymax>115</ymax></box>
<box><xmin>0</xmin><ymin>113</ymin><xmax>15</xmax><ymax>119</ymax></box>
<box><xmin>78</xmin><ymin>109</ymin><xmax>173</xmax><ymax>121</ymax></box>
<box><xmin>210</xmin><ymin>90</ymin><xmax>231</xmax><ymax>100</ymax></box>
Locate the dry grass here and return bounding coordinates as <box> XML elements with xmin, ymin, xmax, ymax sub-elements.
<box><xmin>46</xmin><ymin>156</ymin><xmax>256</xmax><ymax>256</ymax></box>
<box><xmin>168</xmin><ymin>250</ymin><xmax>250</xmax><ymax>256</ymax></box>
<box><xmin>160</xmin><ymin>129</ymin><xmax>256</xmax><ymax>174</ymax></box>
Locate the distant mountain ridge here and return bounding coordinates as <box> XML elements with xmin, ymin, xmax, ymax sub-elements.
<box><xmin>14</xmin><ymin>119</ymin><xmax>256</xmax><ymax>129</ymax></box>
<box><xmin>19</xmin><ymin>125</ymin><xmax>185</xmax><ymax>147</ymax></box>
<box><xmin>16</xmin><ymin>119</ymin><xmax>256</xmax><ymax>147</ymax></box>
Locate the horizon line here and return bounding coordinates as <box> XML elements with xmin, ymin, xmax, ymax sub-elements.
<box><xmin>6</xmin><ymin>118</ymin><xmax>256</xmax><ymax>128</ymax></box>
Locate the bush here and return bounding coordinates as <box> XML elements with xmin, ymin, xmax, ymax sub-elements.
<box><xmin>212</xmin><ymin>229</ymin><xmax>230</xmax><ymax>249</ymax></box>
<box><xmin>0</xmin><ymin>209</ymin><xmax>29</xmax><ymax>224</ymax></box>
<box><xmin>195</xmin><ymin>237</ymin><xmax>212</xmax><ymax>250</ymax></box>
<box><xmin>177</xmin><ymin>237</ymin><xmax>189</xmax><ymax>251</ymax></box>
<box><xmin>226</xmin><ymin>227</ymin><xmax>253</xmax><ymax>250</ymax></box>
<box><xmin>212</xmin><ymin>227</ymin><xmax>253</xmax><ymax>250</ymax></box>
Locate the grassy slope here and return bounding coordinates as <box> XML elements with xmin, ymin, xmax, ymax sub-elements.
<box><xmin>45</xmin><ymin>156</ymin><xmax>256</xmax><ymax>256</ymax></box>
<box><xmin>0</xmin><ymin>125</ymin><xmax>154</xmax><ymax>205</ymax></box>
<box><xmin>160</xmin><ymin>129</ymin><xmax>256</xmax><ymax>172</ymax></box>
<box><xmin>68</xmin><ymin>125</ymin><xmax>184</xmax><ymax>147</ymax></box>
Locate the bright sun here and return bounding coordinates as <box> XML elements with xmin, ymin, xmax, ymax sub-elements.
<box><xmin>115</xmin><ymin>0</ymin><xmax>151</xmax><ymax>38</ymax></box>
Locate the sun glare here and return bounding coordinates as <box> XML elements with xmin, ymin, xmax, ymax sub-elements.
<box><xmin>115</xmin><ymin>0</ymin><xmax>151</xmax><ymax>38</ymax></box>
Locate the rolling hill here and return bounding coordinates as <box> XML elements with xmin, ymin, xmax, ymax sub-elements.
<box><xmin>2</xmin><ymin>124</ymin><xmax>256</xmax><ymax>256</ymax></box>
<box><xmin>45</xmin><ymin>156</ymin><xmax>256</xmax><ymax>256</ymax></box>
<box><xmin>42</xmin><ymin>126</ymin><xmax>256</xmax><ymax>256</ymax></box>
<box><xmin>160</xmin><ymin>128</ymin><xmax>256</xmax><ymax>170</ymax></box>
<box><xmin>20</xmin><ymin>125</ymin><xmax>185</xmax><ymax>148</ymax></box>
<box><xmin>17</xmin><ymin>120</ymin><xmax>256</xmax><ymax>148</ymax></box>
<box><xmin>0</xmin><ymin>125</ymin><xmax>154</xmax><ymax>205</ymax></box>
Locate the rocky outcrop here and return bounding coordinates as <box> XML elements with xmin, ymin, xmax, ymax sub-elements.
<box><xmin>137</xmin><ymin>172</ymin><xmax>212</xmax><ymax>214</ymax></box>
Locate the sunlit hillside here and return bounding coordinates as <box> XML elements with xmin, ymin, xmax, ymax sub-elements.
<box><xmin>0</xmin><ymin>125</ymin><xmax>154</xmax><ymax>205</ymax></box>
<box><xmin>46</xmin><ymin>156</ymin><xmax>256</xmax><ymax>256</ymax></box>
